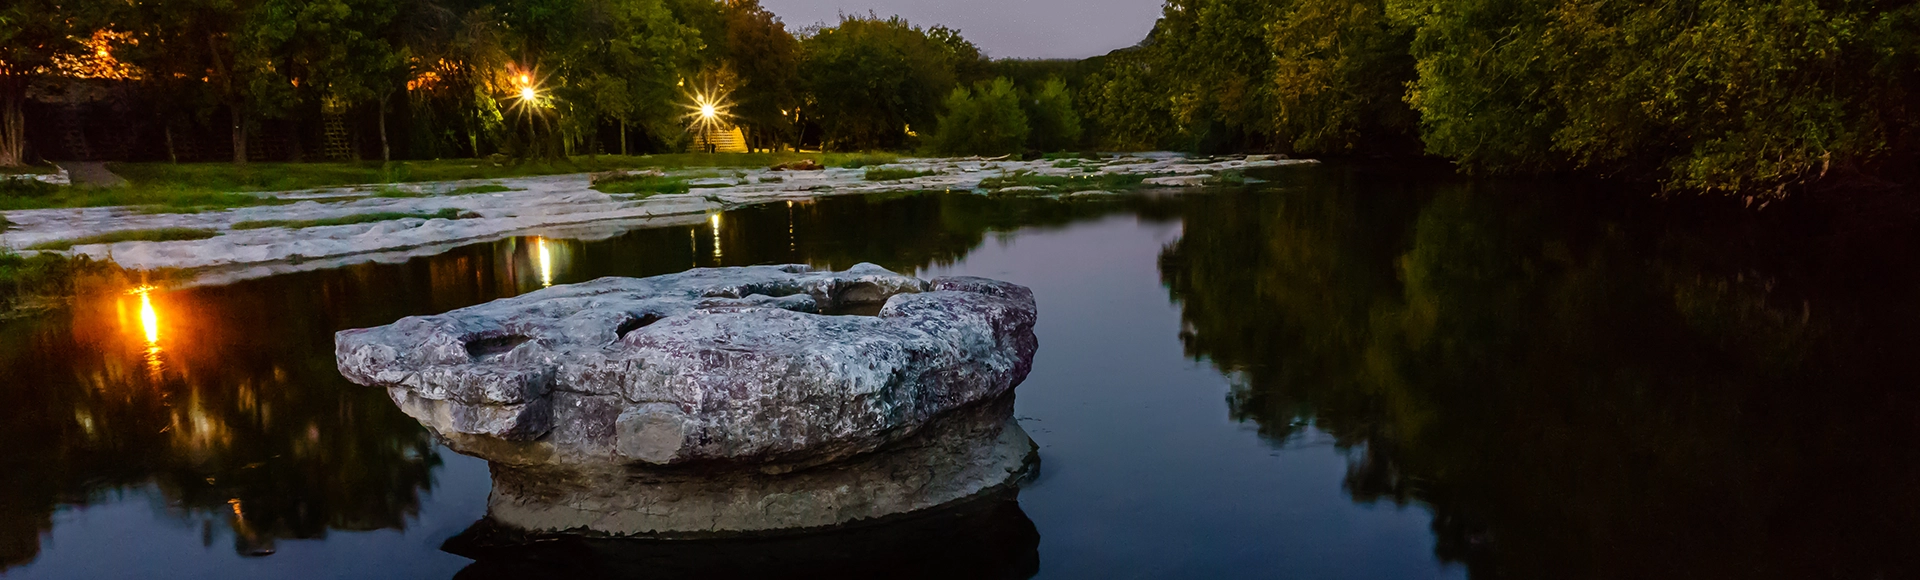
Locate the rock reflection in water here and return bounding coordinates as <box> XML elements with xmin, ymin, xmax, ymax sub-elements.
<box><xmin>482</xmin><ymin>395</ymin><xmax>1038</xmax><ymax>537</ymax></box>
<box><xmin>444</xmin><ymin>490</ymin><xmax>1038</xmax><ymax>580</ymax></box>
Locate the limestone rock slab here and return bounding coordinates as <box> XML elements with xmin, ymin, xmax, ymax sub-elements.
<box><xmin>334</xmin><ymin>264</ymin><xmax>1038</xmax><ymax>470</ymax></box>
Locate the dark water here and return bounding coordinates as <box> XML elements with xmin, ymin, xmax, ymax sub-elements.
<box><xmin>5</xmin><ymin>165</ymin><xmax>1920</xmax><ymax>578</ymax></box>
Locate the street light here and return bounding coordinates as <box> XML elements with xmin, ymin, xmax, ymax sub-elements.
<box><xmin>683</xmin><ymin>85</ymin><xmax>733</xmax><ymax>153</ymax></box>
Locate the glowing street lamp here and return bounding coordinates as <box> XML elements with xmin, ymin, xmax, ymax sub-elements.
<box><xmin>682</xmin><ymin>79</ymin><xmax>734</xmax><ymax>152</ymax></box>
<box><xmin>507</xmin><ymin>67</ymin><xmax>546</xmax><ymax>111</ymax></box>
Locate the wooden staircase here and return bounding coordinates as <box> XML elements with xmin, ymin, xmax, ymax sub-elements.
<box><xmin>694</xmin><ymin>125</ymin><xmax>748</xmax><ymax>153</ymax></box>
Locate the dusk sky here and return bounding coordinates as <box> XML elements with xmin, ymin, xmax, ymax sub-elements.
<box><xmin>758</xmin><ymin>0</ymin><xmax>1166</xmax><ymax>59</ymax></box>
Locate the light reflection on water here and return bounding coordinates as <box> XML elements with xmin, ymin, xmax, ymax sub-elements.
<box><xmin>535</xmin><ymin>237</ymin><xmax>553</xmax><ymax>288</ymax></box>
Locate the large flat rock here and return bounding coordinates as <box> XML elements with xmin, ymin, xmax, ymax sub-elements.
<box><xmin>335</xmin><ymin>264</ymin><xmax>1038</xmax><ymax>470</ymax></box>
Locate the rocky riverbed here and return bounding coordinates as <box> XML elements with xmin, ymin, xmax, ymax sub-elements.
<box><xmin>0</xmin><ymin>154</ymin><xmax>1313</xmax><ymax>286</ymax></box>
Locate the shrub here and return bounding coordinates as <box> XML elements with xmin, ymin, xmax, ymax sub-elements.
<box><xmin>931</xmin><ymin>78</ymin><xmax>1030</xmax><ymax>156</ymax></box>
<box><xmin>1025</xmin><ymin>77</ymin><xmax>1083</xmax><ymax>152</ymax></box>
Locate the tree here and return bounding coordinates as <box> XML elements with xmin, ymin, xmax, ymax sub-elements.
<box><xmin>1023</xmin><ymin>77</ymin><xmax>1081</xmax><ymax>152</ymax></box>
<box><xmin>1390</xmin><ymin>0</ymin><xmax>1920</xmax><ymax>197</ymax></box>
<box><xmin>720</xmin><ymin>0</ymin><xmax>799</xmax><ymax>151</ymax></box>
<box><xmin>0</xmin><ymin>0</ymin><xmax>83</xmax><ymax>166</ymax></box>
<box><xmin>1154</xmin><ymin>0</ymin><xmax>1284</xmax><ymax>151</ymax></box>
<box><xmin>1079</xmin><ymin>46</ymin><xmax>1181</xmax><ymax>150</ymax></box>
<box><xmin>798</xmin><ymin>15</ymin><xmax>967</xmax><ymax>150</ymax></box>
<box><xmin>931</xmin><ymin>77</ymin><xmax>1028</xmax><ymax>156</ymax></box>
<box><xmin>1268</xmin><ymin>0</ymin><xmax>1417</xmax><ymax>153</ymax></box>
<box><xmin>129</xmin><ymin>0</ymin><xmax>295</xmax><ymax>165</ymax></box>
<box><xmin>265</xmin><ymin>0</ymin><xmax>405</xmax><ymax>161</ymax></box>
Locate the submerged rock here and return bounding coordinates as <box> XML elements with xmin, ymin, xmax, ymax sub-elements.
<box><xmin>335</xmin><ymin>264</ymin><xmax>1041</xmax><ymax>534</ymax></box>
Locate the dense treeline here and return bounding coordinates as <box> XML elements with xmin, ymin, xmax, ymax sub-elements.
<box><xmin>0</xmin><ymin>0</ymin><xmax>1092</xmax><ymax>165</ymax></box>
<box><xmin>1083</xmin><ymin>0</ymin><xmax>1920</xmax><ymax>197</ymax></box>
<box><xmin>8</xmin><ymin>0</ymin><xmax>1917</xmax><ymax>196</ymax></box>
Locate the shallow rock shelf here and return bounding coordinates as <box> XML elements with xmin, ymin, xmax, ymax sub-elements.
<box><xmin>0</xmin><ymin>154</ymin><xmax>1315</xmax><ymax>285</ymax></box>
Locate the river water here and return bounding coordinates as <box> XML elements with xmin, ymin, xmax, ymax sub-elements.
<box><xmin>4</xmin><ymin>164</ymin><xmax>1918</xmax><ymax>578</ymax></box>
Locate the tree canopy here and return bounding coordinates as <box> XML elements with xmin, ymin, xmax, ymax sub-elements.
<box><xmin>1078</xmin><ymin>0</ymin><xmax>1920</xmax><ymax>197</ymax></box>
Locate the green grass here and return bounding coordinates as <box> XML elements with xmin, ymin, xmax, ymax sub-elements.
<box><xmin>0</xmin><ymin>215</ymin><xmax>12</xmax><ymax>232</ymax></box>
<box><xmin>232</xmin><ymin>208</ymin><xmax>462</xmax><ymax>230</ymax></box>
<box><xmin>978</xmin><ymin>171</ymin><xmax>1149</xmax><ymax>193</ymax></box>
<box><xmin>0</xmin><ymin>250</ymin><xmax>176</xmax><ymax>318</ymax></box>
<box><xmin>26</xmin><ymin>227</ymin><xmax>219</xmax><ymax>251</ymax></box>
<box><xmin>0</xmin><ymin>152</ymin><xmax>906</xmax><ymax>212</ymax></box>
<box><xmin>0</xmin><ymin>163</ymin><xmax>60</xmax><ymax>175</ymax></box>
<box><xmin>372</xmin><ymin>185</ymin><xmax>422</xmax><ymax>198</ymax></box>
<box><xmin>1043</xmin><ymin>152</ymin><xmax>1105</xmax><ymax>161</ymax></box>
<box><xmin>446</xmin><ymin>183</ymin><xmax>514</xmax><ymax>195</ymax></box>
<box><xmin>832</xmin><ymin>153</ymin><xmax>902</xmax><ymax>169</ymax></box>
<box><xmin>864</xmin><ymin>167</ymin><xmax>940</xmax><ymax>181</ymax></box>
<box><xmin>0</xmin><ymin>178</ymin><xmax>61</xmax><ymax>200</ymax></box>
<box><xmin>1209</xmin><ymin>170</ymin><xmax>1248</xmax><ymax>185</ymax></box>
<box><xmin>2</xmin><ymin>176</ymin><xmax>279</xmax><ymax>212</ymax></box>
<box><xmin>591</xmin><ymin>175</ymin><xmax>690</xmax><ymax>195</ymax></box>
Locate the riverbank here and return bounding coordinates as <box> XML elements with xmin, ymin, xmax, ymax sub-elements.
<box><xmin>0</xmin><ymin>153</ymin><xmax>1312</xmax><ymax>288</ymax></box>
<box><xmin>0</xmin><ymin>153</ymin><xmax>905</xmax><ymax>212</ymax></box>
<box><xmin>0</xmin><ymin>251</ymin><xmax>175</xmax><ymax>318</ymax></box>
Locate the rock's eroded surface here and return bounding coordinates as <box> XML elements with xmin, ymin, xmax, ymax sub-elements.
<box><xmin>336</xmin><ymin>264</ymin><xmax>1040</xmax><ymax>534</ymax></box>
<box><xmin>336</xmin><ymin>264</ymin><xmax>1036</xmax><ymax>468</ymax></box>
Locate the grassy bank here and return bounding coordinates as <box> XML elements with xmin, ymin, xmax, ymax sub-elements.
<box><xmin>0</xmin><ymin>152</ymin><xmax>902</xmax><ymax>213</ymax></box>
<box><xmin>0</xmin><ymin>163</ymin><xmax>60</xmax><ymax>175</ymax></box>
<box><xmin>25</xmin><ymin>228</ymin><xmax>220</xmax><ymax>251</ymax></box>
<box><xmin>232</xmin><ymin>208</ymin><xmax>463</xmax><ymax>230</ymax></box>
<box><xmin>591</xmin><ymin>175</ymin><xmax>691</xmax><ymax>195</ymax></box>
<box><xmin>979</xmin><ymin>172</ymin><xmax>1149</xmax><ymax>192</ymax></box>
<box><xmin>865</xmin><ymin>167</ymin><xmax>941</xmax><ymax>181</ymax></box>
<box><xmin>0</xmin><ymin>251</ymin><xmax>170</xmax><ymax>318</ymax></box>
<box><xmin>2</xmin><ymin>177</ymin><xmax>277</xmax><ymax>212</ymax></box>
<box><xmin>109</xmin><ymin>152</ymin><xmax>897</xmax><ymax>193</ymax></box>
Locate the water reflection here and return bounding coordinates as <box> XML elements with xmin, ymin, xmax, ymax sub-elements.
<box><xmin>534</xmin><ymin>237</ymin><xmax>553</xmax><ymax>287</ymax></box>
<box><xmin>13</xmin><ymin>174</ymin><xmax>1910</xmax><ymax>577</ymax></box>
<box><xmin>131</xmin><ymin>286</ymin><xmax>164</xmax><ymax>378</ymax></box>
<box><xmin>445</xmin><ymin>493</ymin><xmax>1039</xmax><ymax>580</ymax></box>
<box><xmin>0</xmin><ymin>191</ymin><xmax>1138</xmax><ymax>573</ymax></box>
<box><xmin>0</xmin><ymin>280</ymin><xmax>443</xmax><ymax>568</ymax></box>
<box><xmin>1160</xmin><ymin>168</ymin><xmax>1920</xmax><ymax>578</ymax></box>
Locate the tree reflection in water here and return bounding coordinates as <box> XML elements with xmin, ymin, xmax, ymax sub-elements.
<box><xmin>0</xmin><ymin>284</ymin><xmax>441</xmax><ymax>566</ymax></box>
<box><xmin>0</xmin><ymin>190</ymin><xmax>1145</xmax><ymax>572</ymax></box>
<box><xmin>1160</xmin><ymin>167</ymin><xmax>1920</xmax><ymax>578</ymax></box>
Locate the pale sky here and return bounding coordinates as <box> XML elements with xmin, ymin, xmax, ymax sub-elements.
<box><xmin>758</xmin><ymin>0</ymin><xmax>1166</xmax><ymax>59</ymax></box>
